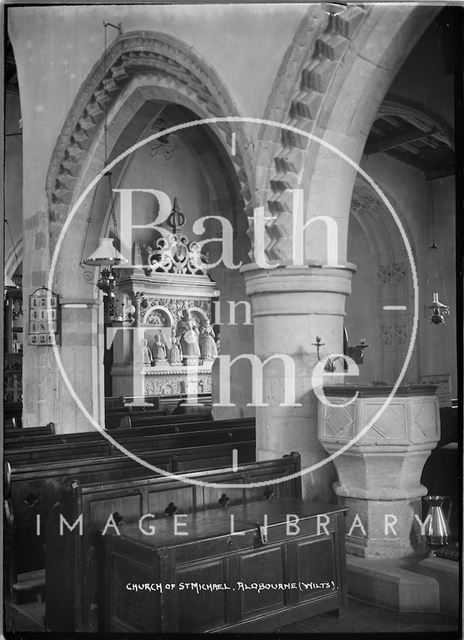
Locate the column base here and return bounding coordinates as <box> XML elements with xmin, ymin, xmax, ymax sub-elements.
<box><xmin>340</xmin><ymin>495</ymin><xmax>423</xmax><ymax>559</ymax></box>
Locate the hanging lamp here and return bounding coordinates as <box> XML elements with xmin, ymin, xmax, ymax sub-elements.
<box><xmin>424</xmin><ymin>186</ymin><xmax>450</xmax><ymax>325</ymax></box>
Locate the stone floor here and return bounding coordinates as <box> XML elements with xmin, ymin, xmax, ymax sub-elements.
<box><xmin>8</xmin><ymin>597</ymin><xmax>460</xmax><ymax>636</ymax></box>
<box><xmin>277</xmin><ymin>597</ymin><xmax>460</xmax><ymax>635</ymax></box>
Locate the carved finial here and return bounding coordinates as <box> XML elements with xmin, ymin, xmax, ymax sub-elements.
<box><xmin>167</xmin><ymin>197</ymin><xmax>185</xmax><ymax>234</ymax></box>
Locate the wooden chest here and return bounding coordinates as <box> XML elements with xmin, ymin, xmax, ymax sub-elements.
<box><xmin>105</xmin><ymin>499</ymin><xmax>347</xmax><ymax>632</ymax></box>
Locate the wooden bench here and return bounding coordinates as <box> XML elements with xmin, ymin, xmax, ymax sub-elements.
<box><xmin>4</xmin><ymin>401</ymin><xmax>22</xmax><ymax>424</ymax></box>
<box><xmin>5</xmin><ymin>422</ymin><xmax>55</xmax><ymax>439</ymax></box>
<box><xmin>5</xmin><ymin>416</ymin><xmax>255</xmax><ymax>449</ymax></box>
<box><xmin>9</xmin><ymin>438</ymin><xmax>256</xmax><ymax>575</ymax></box>
<box><xmin>6</xmin><ymin>418</ymin><xmax>254</xmax><ymax>465</ymax></box>
<box><xmin>158</xmin><ymin>393</ymin><xmax>212</xmax><ymax>413</ymax></box>
<box><xmin>121</xmin><ymin>395</ymin><xmax>160</xmax><ymax>407</ymax></box>
<box><xmin>438</xmin><ymin>406</ymin><xmax>458</xmax><ymax>445</ymax></box>
<box><xmin>45</xmin><ymin>453</ymin><xmax>300</xmax><ymax>632</ymax></box>
<box><xmin>105</xmin><ymin>406</ymin><xmax>166</xmax><ymax>429</ymax></box>
<box><xmin>119</xmin><ymin>410</ymin><xmax>212</xmax><ymax>429</ymax></box>
<box><xmin>7</xmin><ymin>441</ymin><xmax>112</xmax><ymax>466</ymax></box>
<box><xmin>104</xmin><ymin>395</ymin><xmax>124</xmax><ymax>410</ymax></box>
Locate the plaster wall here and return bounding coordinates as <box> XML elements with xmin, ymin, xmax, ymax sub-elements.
<box><xmin>346</xmin><ymin>153</ymin><xmax>456</xmax><ymax>395</ymax></box>
<box><xmin>345</xmin><ymin>214</ymin><xmax>378</xmax><ymax>385</ymax></box>
<box><xmin>421</xmin><ymin>175</ymin><xmax>457</xmax><ymax>397</ymax></box>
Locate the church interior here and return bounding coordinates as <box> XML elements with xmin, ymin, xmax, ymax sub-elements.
<box><xmin>3</xmin><ymin>3</ymin><xmax>461</xmax><ymax>635</ymax></box>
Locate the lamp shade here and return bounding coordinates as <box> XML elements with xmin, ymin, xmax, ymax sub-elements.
<box><xmin>321</xmin><ymin>2</ymin><xmax>347</xmax><ymax>16</ymax></box>
<box><xmin>83</xmin><ymin>237</ymin><xmax>128</xmax><ymax>267</ymax></box>
<box><xmin>4</xmin><ymin>274</ymin><xmax>18</xmax><ymax>291</ymax></box>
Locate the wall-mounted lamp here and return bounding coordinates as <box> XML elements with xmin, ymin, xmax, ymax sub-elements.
<box><xmin>313</xmin><ymin>335</ymin><xmax>369</xmax><ymax>372</ymax></box>
<box><xmin>347</xmin><ymin>338</ymin><xmax>369</xmax><ymax>365</ymax></box>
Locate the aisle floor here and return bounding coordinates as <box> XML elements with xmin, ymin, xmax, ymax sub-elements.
<box><xmin>7</xmin><ymin>596</ymin><xmax>460</xmax><ymax>636</ymax></box>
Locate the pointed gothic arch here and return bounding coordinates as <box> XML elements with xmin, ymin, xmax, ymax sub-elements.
<box><xmin>46</xmin><ymin>31</ymin><xmax>255</xmax><ymax>255</ymax></box>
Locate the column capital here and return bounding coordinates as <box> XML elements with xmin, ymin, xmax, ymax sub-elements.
<box><xmin>241</xmin><ymin>263</ymin><xmax>356</xmax><ymax>317</ymax></box>
<box><xmin>241</xmin><ymin>263</ymin><xmax>356</xmax><ymax>294</ymax></box>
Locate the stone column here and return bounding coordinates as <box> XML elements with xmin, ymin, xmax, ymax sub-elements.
<box><xmin>318</xmin><ymin>384</ymin><xmax>440</xmax><ymax>558</ymax></box>
<box><xmin>242</xmin><ymin>263</ymin><xmax>355</xmax><ymax>501</ymax></box>
<box><xmin>55</xmin><ymin>300</ymin><xmax>104</xmax><ymax>433</ymax></box>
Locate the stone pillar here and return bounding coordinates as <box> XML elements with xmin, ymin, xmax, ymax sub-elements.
<box><xmin>242</xmin><ymin>263</ymin><xmax>355</xmax><ymax>501</ymax></box>
<box><xmin>55</xmin><ymin>300</ymin><xmax>104</xmax><ymax>433</ymax></box>
<box><xmin>318</xmin><ymin>384</ymin><xmax>440</xmax><ymax>558</ymax></box>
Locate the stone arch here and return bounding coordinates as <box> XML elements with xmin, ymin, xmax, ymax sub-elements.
<box><xmin>40</xmin><ymin>30</ymin><xmax>257</xmax><ymax>431</ymax></box>
<box><xmin>255</xmin><ymin>4</ymin><xmax>440</xmax><ymax>263</ymax></box>
<box><xmin>46</xmin><ymin>30</ymin><xmax>255</xmax><ymax>255</ymax></box>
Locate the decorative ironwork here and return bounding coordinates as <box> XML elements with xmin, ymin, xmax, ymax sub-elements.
<box><xmin>424</xmin><ymin>293</ymin><xmax>450</xmax><ymax>325</ymax></box>
<box><xmin>145</xmin><ymin>233</ymin><xmax>209</xmax><ymax>275</ymax></box>
<box><xmin>145</xmin><ymin>198</ymin><xmax>209</xmax><ymax>275</ymax></box>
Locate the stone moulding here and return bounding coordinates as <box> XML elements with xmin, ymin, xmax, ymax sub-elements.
<box><xmin>256</xmin><ymin>5</ymin><xmax>368</xmax><ymax>261</ymax></box>
<box><xmin>45</xmin><ymin>31</ymin><xmax>255</xmax><ymax>250</ymax></box>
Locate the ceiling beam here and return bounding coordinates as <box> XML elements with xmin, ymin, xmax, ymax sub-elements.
<box><xmin>365</xmin><ymin>128</ymin><xmax>432</xmax><ymax>155</ymax></box>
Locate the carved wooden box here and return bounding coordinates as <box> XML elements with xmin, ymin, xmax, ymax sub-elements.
<box><xmin>105</xmin><ymin>499</ymin><xmax>347</xmax><ymax>632</ymax></box>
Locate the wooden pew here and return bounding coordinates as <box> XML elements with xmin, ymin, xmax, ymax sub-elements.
<box><xmin>119</xmin><ymin>410</ymin><xmax>212</xmax><ymax>429</ymax></box>
<box><xmin>5</xmin><ymin>416</ymin><xmax>255</xmax><ymax>449</ymax></box>
<box><xmin>6</xmin><ymin>419</ymin><xmax>254</xmax><ymax>465</ymax></box>
<box><xmin>9</xmin><ymin>439</ymin><xmax>256</xmax><ymax>576</ymax></box>
<box><xmin>122</xmin><ymin>395</ymin><xmax>160</xmax><ymax>408</ymax></box>
<box><xmin>438</xmin><ymin>406</ymin><xmax>458</xmax><ymax>445</ymax></box>
<box><xmin>158</xmin><ymin>393</ymin><xmax>211</xmax><ymax>413</ymax></box>
<box><xmin>105</xmin><ymin>407</ymin><xmax>166</xmax><ymax>430</ymax></box>
<box><xmin>5</xmin><ymin>417</ymin><xmax>255</xmax><ymax>449</ymax></box>
<box><xmin>5</xmin><ymin>422</ymin><xmax>55</xmax><ymax>439</ymax></box>
<box><xmin>6</xmin><ymin>441</ymin><xmax>112</xmax><ymax>466</ymax></box>
<box><xmin>4</xmin><ymin>401</ymin><xmax>22</xmax><ymax>423</ymax></box>
<box><xmin>104</xmin><ymin>396</ymin><xmax>124</xmax><ymax>410</ymax></box>
<box><xmin>45</xmin><ymin>453</ymin><xmax>300</xmax><ymax>632</ymax></box>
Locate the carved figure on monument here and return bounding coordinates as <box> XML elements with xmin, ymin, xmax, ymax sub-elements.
<box><xmin>199</xmin><ymin>319</ymin><xmax>218</xmax><ymax>361</ymax></box>
<box><xmin>152</xmin><ymin>334</ymin><xmax>167</xmax><ymax>364</ymax></box>
<box><xmin>168</xmin><ymin>328</ymin><xmax>183</xmax><ymax>366</ymax></box>
<box><xmin>176</xmin><ymin>309</ymin><xmax>200</xmax><ymax>365</ymax></box>
<box><xmin>142</xmin><ymin>339</ymin><xmax>153</xmax><ymax>366</ymax></box>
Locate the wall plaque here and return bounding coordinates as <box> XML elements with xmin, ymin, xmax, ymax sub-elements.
<box><xmin>28</xmin><ymin>287</ymin><xmax>60</xmax><ymax>345</ymax></box>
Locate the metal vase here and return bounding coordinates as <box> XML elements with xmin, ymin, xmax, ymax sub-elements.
<box><xmin>422</xmin><ymin>495</ymin><xmax>450</xmax><ymax>555</ymax></box>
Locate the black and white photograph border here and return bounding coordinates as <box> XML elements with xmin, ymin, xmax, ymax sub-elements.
<box><xmin>2</xmin><ymin>0</ymin><xmax>462</xmax><ymax>638</ymax></box>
